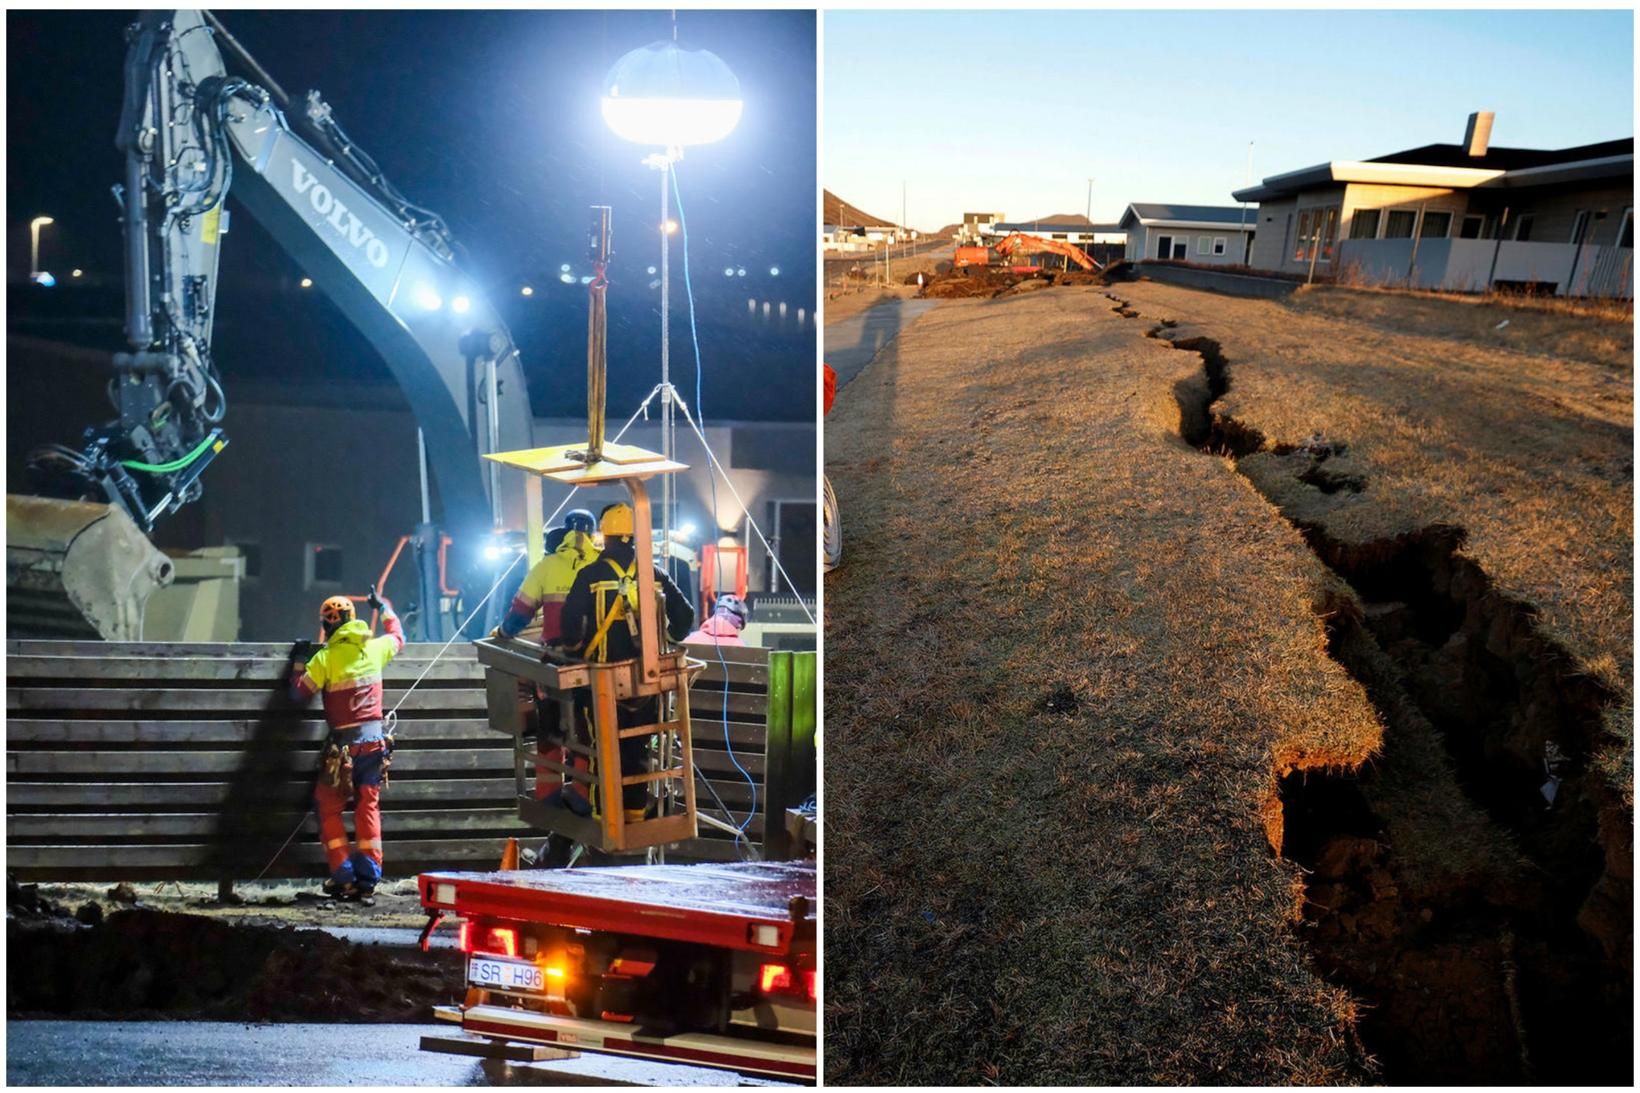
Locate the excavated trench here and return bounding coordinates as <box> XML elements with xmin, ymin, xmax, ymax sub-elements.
<box><xmin>1108</xmin><ymin>293</ymin><xmax>1633</xmax><ymax>1083</ymax></box>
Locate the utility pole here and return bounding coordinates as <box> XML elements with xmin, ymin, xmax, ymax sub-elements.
<box><xmin>1239</xmin><ymin>142</ymin><xmax>1253</xmax><ymax>264</ymax></box>
<box><xmin>1086</xmin><ymin>178</ymin><xmax>1094</xmax><ymax>223</ymax></box>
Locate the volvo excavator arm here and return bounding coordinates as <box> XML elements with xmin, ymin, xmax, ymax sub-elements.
<box><xmin>30</xmin><ymin>9</ymin><xmax>533</xmax><ymax>544</ymax></box>
<box><xmin>15</xmin><ymin>9</ymin><xmax>536</xmax><ymax>641</ymax></box>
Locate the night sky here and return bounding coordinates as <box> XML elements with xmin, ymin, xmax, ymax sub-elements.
<box><xmin>6</xmin><ymin>8</ymin><xmax>817</xmax><ymax>423</ymax></box>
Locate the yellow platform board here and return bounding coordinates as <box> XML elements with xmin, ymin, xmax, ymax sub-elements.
<box><xmin>484</xmin><ymin>441</ymin><xmax>686</xmax><ymax>485</ymax></box>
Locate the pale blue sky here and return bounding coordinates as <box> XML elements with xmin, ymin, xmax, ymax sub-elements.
<box><xmin>825</xmin><ymin>9</ymin><xmax>1634</xmax><ymax>229</ymax></box>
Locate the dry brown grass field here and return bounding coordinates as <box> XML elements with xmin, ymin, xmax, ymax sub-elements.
<box><xmin>822</xmin><ymin>281</ymin><xmax>1632</xmax><ymax>1085</ymax></box>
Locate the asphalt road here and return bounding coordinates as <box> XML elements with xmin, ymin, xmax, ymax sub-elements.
<box><xmin>7</xmin><ymin>1022</ymin><xmax>783</xmax><ymax>1087</ymax></box>
<box><xmin>824</xmin><ymin>297</ymin><xmax>938</xmax><ymax>391</ymax></box>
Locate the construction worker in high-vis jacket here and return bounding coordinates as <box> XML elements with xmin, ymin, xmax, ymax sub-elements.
<box><xmin>290</xmin><ymin>587</ymin><xmax>404</xmax><ymax>899</ymax></box>
<box><xmin>492</xmin><ymin>509</ymin><xmax>599</xmax><ymax>642</ymax></box>
<box><xmin>559</xmin><ymin>502</ymin><xmax>694</xmax><ymax>822</ymax></box>
<box><xmin>490</xmin><ymin>509</ymin><xmax>600</xmax><ymax>813</ymax></box>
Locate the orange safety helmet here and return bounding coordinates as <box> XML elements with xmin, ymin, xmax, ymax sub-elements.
<box><xmin>320</xmin><ymin>595</ymin><xmax>356</xmax><ymax>629</ymax></box>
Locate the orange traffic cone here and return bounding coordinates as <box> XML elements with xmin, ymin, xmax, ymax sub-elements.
<box><xmin>498</xmin><ymin>836</ymin><xmax>519</xmax><ymax>871</ymax></box>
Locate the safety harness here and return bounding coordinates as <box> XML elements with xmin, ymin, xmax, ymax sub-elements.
<box><xmin>585</xmin><ymin>558</ymin><xmax>641</xmax><ymax>662</ymax></box>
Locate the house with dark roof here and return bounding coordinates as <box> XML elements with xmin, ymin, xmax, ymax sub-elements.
<box><xmin>1115</xmin><ymin>204</ymin><xmax>1258</xmax><ymax>266</ymax></box>
<box><xmin>1234</xmin><ymin>112</ymin><xmax>1633</xmax><ymax>295</ymax></box>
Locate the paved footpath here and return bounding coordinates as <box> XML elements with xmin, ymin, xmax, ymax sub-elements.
<box><xmin>824</xmin><ymin>296</ymin><xmax>938</xmax><ymax>390</ymax></box>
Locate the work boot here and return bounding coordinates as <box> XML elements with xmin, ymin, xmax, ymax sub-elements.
<box><xmin>322</xmin><ymin>860</ymin><xmax>356</xmax><ymax>900</ymax></box>
<box><xmin>349</xmin><ymin>851</ymin><xmax>382</xmax><ymax>898</ymax></box>
<box><xmin>533</xmin><ymin>833</ymin><xmax>577</xmax><ymax>870</ymax></box>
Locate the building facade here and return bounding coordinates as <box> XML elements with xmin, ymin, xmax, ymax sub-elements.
<box><xmin>1116</xmin><ymin>204</ymin><xmax>1258</xmax><ymax>266</ymax></box>
<box><xmin>1235</xmin><ymin>113</ymin><xmax>1633</xmax><ymax>296</ymax></box>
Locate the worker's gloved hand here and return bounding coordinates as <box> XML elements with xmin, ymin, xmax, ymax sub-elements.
<box><xmin>488</xmin><ymin>625</ymin><xmax>507</xmax><ymax>641</ymax></box>
<box><xmin>366</xmin><ymin>584</ymin><xmax>386</xmax><ymax>612</ymax></box>
<box><xmin>289</xmin><ymin>639</ymin><xmax>315</xmax><ymax>663</ymax></box>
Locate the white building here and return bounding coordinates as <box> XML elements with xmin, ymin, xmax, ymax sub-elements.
<box><xmin>1116</xmin><ymin>204</ymin><xmax>1258</xmax><ymax>266</ymax></box>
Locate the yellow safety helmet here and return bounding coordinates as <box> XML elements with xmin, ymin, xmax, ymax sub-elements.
<box><xmin>320</xmin><ymin>595</ymin><xmax>355</xmax><ymax>629</ymax></box>
<box><xmin>600</xmin><ymin>502</ymin><xmax>635</xmax><ymax>539</ymax></box>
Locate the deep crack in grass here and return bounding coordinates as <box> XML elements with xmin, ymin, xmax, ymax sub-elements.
<box><xmin>1108</xmin><ymin>291</ymin><xmax>1632</xmax><ymax>1084</ymax></box>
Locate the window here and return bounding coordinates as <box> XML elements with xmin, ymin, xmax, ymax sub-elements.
<box><xmin>1621</xmin><ymin>209</ymin><xmax>1633</xmax><ymax>249</ymax></box>
<box><xmin>1384</xmin><ymin>210</ymin><xmax>1417</xmax><ymax>239</ymax></box>
<box><xmin>1349</xmin><ymin>209</ymin><xmax>1381</xmax><ymax>240</ymax></box>
<box><xmin>1419</xmin><ymin>211</ymin><xmax>1452</xmax><ymax>239</ymax></box>
<box><xmin>1198</xmin><ymin>236</ymin><xmax>1213</xmax><ymax>255</ymax></box>
<box><xmin>1569</xmin><ymin>209</ymin><xmax>1591</xmax><ymax>245</ymax></box>
<box><xmin>306</xmin><ymin>543</ymin><xmax>344</xmax><ymax>587</ymax></box>
<box><xmin>1213</xmin><ymin>237</ymin><xmax>1227</xmax><ymax>256</ymax></box>
<box><xmin>1513</xmin><ymin>213</ymin><xmax>1535</xmax><ymax>242</ymax></box>
<box><xmin>1459</xmin><ymin>215</ymin><xmax>1484</xmax><ymax>239</ymax></box>
<box><xmin>1294</xmin><ymin>211</ymin><xmax>1312</xmax><ymax>260</ymax></box>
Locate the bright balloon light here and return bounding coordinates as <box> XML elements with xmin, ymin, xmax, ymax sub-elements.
<box><xmin>601</xmin><ymin>41</ymin><xmax>742</xmax><ymax>147</ymax></box>
<box><xmin>520</xmin><ymin>285</ymin><xmax>534</xmax><ymax>297</ymax></box>
<box><xmin>769</xmin><ymin>266</ymin><xmax>780</xmax><ymax>276</ymax></box>
<box><xmin>724</xmin><ymin>267</ymin><xmax>735</xmax><ymax>277</ymax></box>
<box><xmin>561</xmin><ymin>264</ymin><xmax>571</xmax><ymax>273</ymax></box>
<box><xmin>452</xmin><ymin>295</ymin><xmax>472</xmax><ymax>314</ymax></box>
<box><xmin>560</xmin><ymin>273</ymin><xmax>576</xmax><ymax>284</ymax></box>
<box><xmin>413</xmin><ymin>285</ymin><xmax>442</xmax><ymax>311</ymax></box>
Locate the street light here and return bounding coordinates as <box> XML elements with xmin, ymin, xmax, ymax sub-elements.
<box><xmin>601</xmin><ymin>31</ymin><xmax>742</xmax><ymax>558</ymax></box>
<box><xmin>30</xmin><ymin>216</ymin><xmax>54</xmax><ymax>279</ymax></box>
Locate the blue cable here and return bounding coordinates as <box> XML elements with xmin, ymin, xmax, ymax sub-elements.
<box><xmin>671</xmin><ymin>163</ymin><xmax>758</xmax><ymax>833</ymax></box>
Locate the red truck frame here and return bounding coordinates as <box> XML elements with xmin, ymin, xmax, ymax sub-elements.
<box><xmin>418</xmin><ymin>860</ymin><xmax>816</xmax><ymax>1083</ymax></box>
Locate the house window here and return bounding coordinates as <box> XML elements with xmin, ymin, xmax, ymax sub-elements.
<box><xmin>1514</xmin><ymin>214</ymin><xmax>1535</xmax><ymax>242</ymax></box>
<box><xmin>1621</xmin><ymin>209</ymin><xmax>1633</xmax><ymax>249</ymax></box>
<box><xmin>1384</xmin><ymin>210</ymin><xmax>1418</xmax><ymax>239</ymax></box>
<box><xmin>1294</xmin><ymin>211</ymin><xmax>1312</xmax><ymax>260</ymax></box>
<box><xmin>1213</xmin><ymin>237</ymin><xmax>1227</xmax><ymax>256</ymax></box>
<box><xmin>1569</xmin><ymin>209</ymin><xmax>1592</xmax><ymax>245</ymax></box>
<box><xmin>1198</xmin><ymin>236</ymin><xmax>1212</xmax><ymax>255</ymax></box>
<box><xmin>1459</xmin><ymin>215</ymin><xmax>1484</xmax><ymax>239</ymax></box>
<box><xmin>1420</xmin><ymin>211</ymin><xmax>1453</xmax><ymax>239</ymax></box>
<box><xmin>306</xmin><ymin>543</ymin><xmax>344</xmax><ymax>587</ymax></box>
<box><xmin>1349</xmin><ymin>209</ymin><xmax>1381</xmax><ymax>240</ymax></box>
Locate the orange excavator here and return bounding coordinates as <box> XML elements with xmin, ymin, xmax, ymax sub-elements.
<box><xmin>992</xmin><ymin>231</ymin><xmax>1098</xmax><ymax>272</ymax></box>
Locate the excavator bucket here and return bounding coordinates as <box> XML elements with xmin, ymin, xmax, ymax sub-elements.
<box><xmin>6</xmin><ymin>495</ymin><xmax>175</xmax><ymax>640</ymax></box>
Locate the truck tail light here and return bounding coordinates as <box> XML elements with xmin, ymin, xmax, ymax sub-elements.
<box><xmin>459</xmin><ymin>921</ymin><xmax>519</xmax><ymax>957</ymax></box>
<box><xmin>804</xmin><ymin>969</ymin><xmax>817</xmax><ymax>1001</ymax></box>
<box><xmin>759</xmin><ymin>963</ymin><xmax>794</xmax><ymax>993</ymax></box>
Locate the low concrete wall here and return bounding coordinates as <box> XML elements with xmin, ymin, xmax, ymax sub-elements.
<box><xmin>1132</xmin><ymin>261</ymin><xmax>1300</xmax><ymax>300</ymax></box>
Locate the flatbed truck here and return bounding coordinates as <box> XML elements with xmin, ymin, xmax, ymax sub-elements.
<box><xmin>417</xmin><ymin>859</ymin><xmax>817</xmax><ymax>1082</ymax></box>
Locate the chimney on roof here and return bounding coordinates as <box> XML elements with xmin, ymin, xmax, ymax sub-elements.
<box><xmin>1463</xmin><ymin>111</ymin><xmax>1495</xmax><ymax>157</ymax></box>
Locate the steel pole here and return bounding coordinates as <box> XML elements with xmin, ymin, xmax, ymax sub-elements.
<box><xmin>659</xmin><ymin>158</ymin><xmax>673</xmax><ymax>572</ymax></box>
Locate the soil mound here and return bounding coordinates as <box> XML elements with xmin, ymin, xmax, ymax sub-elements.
<box><xmin>9</xmin><ymin>907</ymin><xmax>461</xmax><ymax>1022</ymax></box>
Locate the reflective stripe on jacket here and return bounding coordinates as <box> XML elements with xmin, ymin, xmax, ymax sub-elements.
<box><xmin>293</xmin><ymin>611</ymin><xmax>404</xmax><ymax>729</ymax></box>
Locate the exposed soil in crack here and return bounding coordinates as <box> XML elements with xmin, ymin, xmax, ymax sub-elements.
<box><xmin>1108</xmin><ymin>290</ymin><xmax>1633</xmax><ymax>1084</ymax></box>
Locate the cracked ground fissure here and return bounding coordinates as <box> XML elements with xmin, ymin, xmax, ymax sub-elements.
<box><xmin>1107</xmin><ymin>291</ymin><xmax>1632</xmax><ymax>1084</ymax></box>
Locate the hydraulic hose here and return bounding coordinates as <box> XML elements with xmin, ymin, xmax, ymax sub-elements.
<box><xmin>120</xmin><ymin>433</ymin><xmax>218</xmax><ymax>474</ymax></box>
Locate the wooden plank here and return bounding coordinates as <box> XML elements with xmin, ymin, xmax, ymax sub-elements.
<box><xmin>7</xmin><ymin>749</ymin><xmax>519</xmax><ymax>776</ymax></box>
<box><xmin>8</xmin><ymin>688</ymin><xmax>487</xmax><ymax>713</ymax></box>
<box><xmin>683</xmin><ymin>690</ymin><xmax>769</xmax><ymax>718</ymax></box>
<box><xmin>5</xmin><ymin>778</ymin><xmax>527</xmax><ymax>808</ymax></box>
<box><xmin>7</xmin><ymin>808</ymin><xmax>530</xmax><ymax>840</ymax></box>
<box><xmin>7</xmin><ymin>656</ymin><xmax>484</xmax><ymax>684</ymax></box>
<box><xmin>6</xmin><ymin>719</ymin><xmax>497</xmax><ymax>745</ymax></box>
<box><xmin>5</xmin><ymin>776</ymin><xmax>761</xmax><ymax>810</ymax></box>
<box><xmin>3</xmin><ymin>838</ymin><xmax>526</xmax><ymax>870</ymax></box>
<box><xmin>7</xmin><ymin>640</ymin><xmax>478</xmax><ymax>660</ymax></box>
